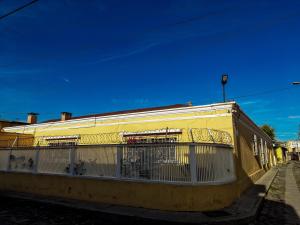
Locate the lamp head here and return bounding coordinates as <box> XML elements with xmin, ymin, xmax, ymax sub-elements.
<box><xmin>221</xmin><ymin>74</ymin><xmax>228</xmax><ymax>85</ymax></box>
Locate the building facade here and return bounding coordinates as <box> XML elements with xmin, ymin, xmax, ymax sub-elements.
<box><xmin>0</xmin><ymin>102</ymin><xmax>274</xmax><ymax>211</ymax></box>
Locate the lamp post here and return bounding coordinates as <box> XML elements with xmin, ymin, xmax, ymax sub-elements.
<box><xmin>292</xmin><ymin>82</ymin><xmax>300</xmax><ymax>158</ymax></box>
<box><xmin>221</xmin><ymin>74</ymin><xmax>228</xmax><ymax>102</ymax></box>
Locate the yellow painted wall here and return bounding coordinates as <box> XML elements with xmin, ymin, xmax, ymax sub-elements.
<box><xmin>231</xmin><ymin>105</ymin><xmax>273</xmax><ymax>195</ymax></box>
<box><xmin>0</xmin><ymin>132</ymin><xmax>33</xmax><ymax>148</ymax></box>
<box><xmin>0</xmin><ymin>172</ymin><xmax>238</xmax><ymax>212</ymax></box>
<box><xmin>275</xmin><ymin>147</ymin><xmax>284</xmax><ymax>162</ymax></box>
<box><xmin>3</xmin><ymin>108</ymin><xmax>234</xmax><ymax>143</ymax></box>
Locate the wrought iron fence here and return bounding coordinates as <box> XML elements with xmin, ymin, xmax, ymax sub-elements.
<box><xmin>0</xmin><ymin>128</ymin><xmax>232</xmax><ymax>148</ymax></box>
<box><xmin>0</xmin><ymin>143</ymin><xmax>235</xmax><ymax>185</ymax></box>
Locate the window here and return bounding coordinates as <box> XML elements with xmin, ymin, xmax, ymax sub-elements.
<box><xmin>126</xmin><ymin>137</ymin><xmax>177</xmax><ymax>162</ymax></box>
<box><xmin>45</xmin><ymin>135</ymin><xmax>80</xmax><ymax>147</ymax></box>
<box><xmin>260</xmin><ymin>138</ymin><xmax>265</xmax><ymax>165</ymax></box>
<box><xmin>253</xmin><ymin>134</ymin><xmax>258</xmax><ymax>155</ymax></box>
<box><xmin>264</xmin><ymin>141</ymin><xmax>268</xmax><ymax>163</ymax></box>
<box><xmin>48</xmin><ymin>141</ymin><xmax>77</xmax><ymax>147</ymax></box>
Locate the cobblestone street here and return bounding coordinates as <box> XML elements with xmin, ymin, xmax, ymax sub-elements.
<box><xmin>0</xmin><ymin>162</ymin><xmax>299</xmax><ymax>225</ymax></box>
<box><xmin>253</xmin><ymin>161</ymin><xmax>300</xmax><ymax>225</ymax></box>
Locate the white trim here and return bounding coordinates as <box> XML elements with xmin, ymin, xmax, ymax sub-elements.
<box><xmin>7</xmin><ymin>113</ymin><xmax>231</xmax><ymax>133</ymax></box>
<box><xmin>44</xmin><ymin>135</ymin><xmax>80</xmax><ymax>140</ymax></box>
<box><xmin>122</xmin><ymin>129</ymin><xmax>181</xmax><ymax>136</ymax></box>
<box><xmin>3</xmin><ymin>102</ymin><xmax>235</xmax><ymax>132</ymax></box>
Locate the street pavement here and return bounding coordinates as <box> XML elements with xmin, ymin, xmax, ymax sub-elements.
<box><xmin>252</xmin><ymin>161</ymin><xmax>300</xmax><ymax>225</ymax></box>
<box><xmin>0</xmin><ymin>162</ymin><xmax>299</xmax><ymax>225</ymax></box>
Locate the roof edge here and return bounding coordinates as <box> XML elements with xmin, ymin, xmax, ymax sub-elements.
<box><xmin>3</xmin><ymin>101</ymin><xmax>236</xmax><ymax>131</ymax></box>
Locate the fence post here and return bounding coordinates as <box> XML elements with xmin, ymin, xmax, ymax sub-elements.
<box><xmin>189</xmin><ymin>144</ymin><xmax>197</xmax><ymax>183</ymax></box>
<box><xmin>34</xmin><ymin>148</ymin><xmax>40</xmax><ymax>173</ymax></box>
<box><xmin>69</xmin><ymin>147</ymin><xmax>76</xmax><ymax>176</ymax></box>
<box><xmin>116</xmin><ymin>145</ymin><xmax>123</xmax><ymax>178</ymax></box>
<box><xmin>6</xmin><ymin>149</ymin><xmax>12</xmax><ymax>171</ymax></box>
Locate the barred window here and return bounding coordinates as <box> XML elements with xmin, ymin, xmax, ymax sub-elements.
<box><xmin>253</xmin><ymin>134</ymin><xmax>258</xmax><ymax>155</ymax></box>
<box><xmin>264</xmin><ymin>141</ymin><xmax>269</xmax><ymax>163</ymax></box>
<box><xmin>260</xmin><ymin>138</ymin><xmax>265</xmax><ymax>165</ymax></box>
<box><xmin>48</xmin><ymin>141</ymin><xmax>77</xmax><ymax>147</ymax></box>
<box><xmin>126</xmin><ymin>137</ymin><xmax>177</xmax><ymax>163</ymax></box>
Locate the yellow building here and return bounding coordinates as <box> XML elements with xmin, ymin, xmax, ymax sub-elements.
<box><xmin>0</xmin><ymin>102</ymin><xmax>274</xmax><ymax>211</ymax></box>
<box><xmin>273</xmin><ymin>142</ymin><xmax>288</xmax><ymax>163</ymax></box>
<box><xmin>0</xmin><ymin>119</ymin><xmax>32</xmax><ymax>148</ymax></box>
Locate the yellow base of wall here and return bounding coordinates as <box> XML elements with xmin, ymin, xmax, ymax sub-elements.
<box><xmin>0</xmin><ymin>172</ymin><xmax>238</xmax><ymax>212</ymax></box>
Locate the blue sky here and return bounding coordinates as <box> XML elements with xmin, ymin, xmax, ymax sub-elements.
<box><xmin>0</xmin><ymin>0</ymin><xmax>300</xmax><ymax>140</ymax></box>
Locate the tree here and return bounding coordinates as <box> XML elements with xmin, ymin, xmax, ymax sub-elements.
<box><xmin>260</xmin><ymin>124</ymin><xmax>275</xmax><ymax>140</ymax></box>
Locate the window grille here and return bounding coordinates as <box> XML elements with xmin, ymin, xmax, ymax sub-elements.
<box><xmin>260</xmin><ymin>138</ymin><xmax>265</xmax><ymax>165</ymax></box>
<box><xmin>253</xmin><ymin>134</ymin><xmax>258</xmax><ymax>155</ymax></box>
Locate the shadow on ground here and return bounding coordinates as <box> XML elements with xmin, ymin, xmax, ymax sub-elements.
<box><xmin>0</xmin><ymin>195</ymin><xmax>299</xmax><ymax>225</ymax></box>
<box><xmin>0</xmin><ymin>163</ymin><xmax>299</xmax><ymax>225</ymax></box>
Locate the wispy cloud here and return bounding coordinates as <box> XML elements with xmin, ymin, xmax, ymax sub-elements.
<box><xmin>277</xmin><ymin>132</ymin><xmax>297</xmax><ymax>135</ymax></box>
<box><xmin>63</xmin><ymin>78</ymin><xmax>70</xmax><ymax>83</ymax></box>
<box><xmin>0</xmin><ymin>69</ymin><xmax>41</xmax><ymax>76</ymax></box>
<box><xmin>87</xmin><ymin>42</ymin><xmax>158</xmax><ymax>64</ymax></box>
<box><xmin>239</xmin><ymin>100</ymin><xmax>259</xmax><ymax>106</ymax></box>
<box><xmin>277</xmin><ymin>132</ymin><xmax>298</xmax><ymax>138</ymax></box>
<box><xmin>288</xmin><ymin>115</ymin><xmax>300</xmax><ymax>119</ymax></box>
<box><xmin>252</xmin><ymin>108</ymin><xmax>277</xmax><ymax>114</ymax></box>
<box><xmin>111</xmin><ymin>98</ymin><xmax>150</xmax><ymax>106</ymax></box>
<box><xmin>239</xmin><ymin>99</ymin><xmax>276</xmax><ymax>114</ymax></box>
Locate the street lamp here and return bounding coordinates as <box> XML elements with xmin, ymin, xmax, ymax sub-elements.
<box><xmin>292</xmin><ymin>82</ymin><xmax>300</xmax><ymax>158</ymax></box>
<box><xmin>221</xmin><ymin>74</ymin><xmax>228</xmax><ymax>102</ymax></box>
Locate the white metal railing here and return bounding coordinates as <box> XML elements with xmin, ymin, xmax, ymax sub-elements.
<box><xmin>0</xmin><ymin>143</ymin><xmax>235</xmax><ymax>185</ymax></box>
<box><xmin>38</xmin><ymin>148</ymin><xmax>71</xmax><ymax>174</ymax></box>
<box><xmin>9</xmin><ymin>149</ymin><xmax>36</xmax><ymax>172</ymax></box>
<box><xmin>75</xmin><ymin>146</ymin><xmax>117</xmax><ymax>177</ymax></box>
<box><xmin>0</xmin><ymin>150</ymin><xmax>9</xmax><ymax>171</ymax></box>
<box><xmin>120</xmin><ymin>144</ymin><xmax>190</xmax><ymax>182</ymax></box>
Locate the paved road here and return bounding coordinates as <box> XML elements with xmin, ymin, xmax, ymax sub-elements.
<box><xmin>0</xmin><ymin>162</ymin><xmax>299</xmax><ymax>225</ymax></box>
<box><xmin>253</xmin><ymin>161</ymin><xmax>300</xmax><ymax>225</ymax></box>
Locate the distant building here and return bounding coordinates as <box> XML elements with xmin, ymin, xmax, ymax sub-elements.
<box><xmin>286</xmin><ymin>140</ymin><xmax>300</xmax><ymax>160</ymax></box>
<box><xmin>273</xmin><ymin>141</ymin><xmax>288</xmax><ymax>163</ymax></box>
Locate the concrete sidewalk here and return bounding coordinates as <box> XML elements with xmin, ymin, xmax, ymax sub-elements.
<box><xmin>285</xmin><ymin>162</ymin><xmax>300</xmax><ymax>224</ymax></box>
<box><xmin>0</xmin><ymin>168</ymin><xmax>278</xmax><ymax>224</ymax></box>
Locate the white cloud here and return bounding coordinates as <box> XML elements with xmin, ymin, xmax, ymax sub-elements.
<box><xmin>239</xmin><ymin>100</ymin><xmax>258</xmax><ymax>106</ymax></box>
<box><xmin>0</xmin><ymin>69</ymin><xmax>41</xmax><ymax>76</ymax></box>
<box><xmin>111</xmin><ymin>98</ymin><xmax>150</xmax><ymax>106</ymax></box>
<box><xmin>288</xmin><ymin>115</ymin><xmax>300</xmax><ymax>119</ymax></box>
<box><xmin>88</xmin><ymin>42</ymin><xmax>158</xmax><ymax>64</ymax></box>
<box><xmin>63</xmin><ymin>78</ymin><xmax>70</xmax><ymax>83</ymax></box>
